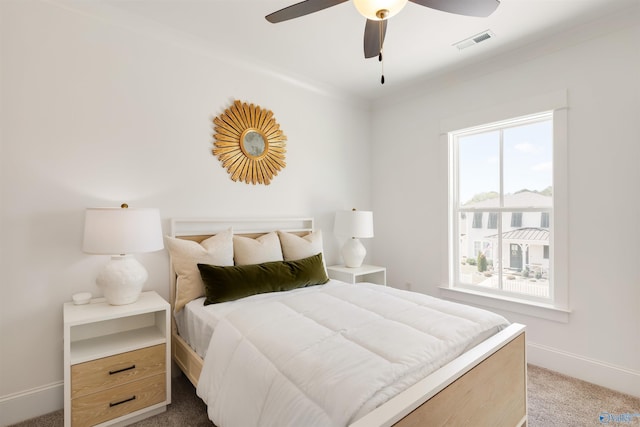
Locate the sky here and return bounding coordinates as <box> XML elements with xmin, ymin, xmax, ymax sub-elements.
<box><xmin>457</xmin><ymin>119</ymin><xmax>553</xmax><ymax>205</ymax></box>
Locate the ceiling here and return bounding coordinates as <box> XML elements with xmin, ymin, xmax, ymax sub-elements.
<box><xmin>99</xmin><ymin>0</ymin><xmax>637</xmax><ymax>100</ymax></box>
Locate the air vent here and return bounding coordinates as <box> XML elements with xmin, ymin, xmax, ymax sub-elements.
<box><xmin>453</xmin><ymin>30</ymin><xmax>495</xmax><ymax>50</ymax></box>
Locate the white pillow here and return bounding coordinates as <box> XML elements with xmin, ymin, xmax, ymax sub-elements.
<box><xmin>277</xmin><ymin>230</ymin><xmax>324</xmax><ymax>261</ymax></box>
<box><xmin>165</xmin><ymin>228</ymin><xmax>234</xmax><ymax>312</ymax></box>
<box><xmin>233</xmin><ymin>232</ymin><xmax>284</xmax><ymax>265</ymax></box>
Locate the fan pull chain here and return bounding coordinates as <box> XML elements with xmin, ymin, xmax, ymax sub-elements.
<box><xmin>379</xmin><ymin>20</ymin><xmax>385</xmax><ymax>84</ymax></box>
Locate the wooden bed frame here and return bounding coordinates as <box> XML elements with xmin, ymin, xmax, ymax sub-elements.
<box><xmin>168</xmin><ymin>218</ymin><xmax>527</xmax><ymax>427</ymax></box>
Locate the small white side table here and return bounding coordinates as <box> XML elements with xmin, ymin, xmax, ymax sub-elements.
<box><xmin>327</xmin><ymin>264</ymin><xmax>387</xmax><ymax>286</ymax></box>
<box><xmin>63</xmin><ymin>291</ymin><xmax>171</xmax><ymax>427</ymax></box>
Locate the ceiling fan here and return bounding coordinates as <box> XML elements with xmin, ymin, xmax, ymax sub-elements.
<box><xmin>266</xmin><ymin>0</ymin><xmax>500</xmax><ymax>83</ymax></box>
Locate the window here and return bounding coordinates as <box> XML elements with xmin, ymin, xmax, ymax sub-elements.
<box><xmin>541</xmin><ymin>212</ymin><xmax>550</xmax><ymax>228</ymax></box>
<box><xmin>442</xmin><ymin>90</ymin><xmax>569</xmax><ymax>321</ymax></box>
<box><xmin>473</xmin><ymin>241</ymin><xmax>482</xmax><ymax>257</ymax></box>
<box><xmin>510</xmin><ymin>212</ymin><xmax>522</xmax><ymax>227</ymax></box>
<box><xmin>487</xmin><ymin>213</ymin><xmax>498</xmax><ymax>229</ymax></box>
<box><xmin>449</xmin><ymin>111</ymin><xmax>555</xmax><ymax>303</ymax></box>
<box><xmin>472</xmin><ymin>212</ymin><xmax>483</xmax><ymax>228</ymax></box>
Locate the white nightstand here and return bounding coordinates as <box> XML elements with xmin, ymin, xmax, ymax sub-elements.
<box><xmin>63</xmin><ymin>291</ymin><xmax>171</xmax><ymax>427</ymax></box>
<box><xmin>327</xmin><ymin>264</ymin><xmax>387</xmax><ymax>286</ymax></box>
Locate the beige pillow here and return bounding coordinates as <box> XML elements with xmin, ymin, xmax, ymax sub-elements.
<box><xmin>166</xmin><ymin>228</ymin><xmax>233</xmax><ymax>311</ymax></box>
<box><xmin>277</xmin><ymin>230</ymin><xmax>324</xmax><ymax>261</ymax></box>
<box><xmin>233</xmin><ymin>232</ymin><xmax>284</xmax><ymax>265</ymax></box>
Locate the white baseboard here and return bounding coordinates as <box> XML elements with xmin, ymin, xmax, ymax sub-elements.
<box><xmin>528</xmin><ymin>342</ymin><xmax>640</xmax><ymax>398</ymax></box>
<box><xmin>0</xmin><ymin>381</ymin><xmax>63</xmax><ymax>427</ymax></box>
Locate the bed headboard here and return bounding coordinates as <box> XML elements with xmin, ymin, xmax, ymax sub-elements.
<box><xmin>168</xmin><ymin>217</ymin><xmax>314</xmax><ymax>314</ymax></box>
<box><xmin>170</xmin><ymin>217</ymin><xmax>313</xmax><ymax>240</ymax></box>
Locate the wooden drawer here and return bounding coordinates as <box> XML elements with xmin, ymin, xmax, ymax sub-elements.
<box><xmin>71</xmin><ymin>372</ymin><xmax>166</xmax><ymax>427</ymax></box>
<box><xmin>71</xmin><ymin>344</ymin><xmax>165</xmax><ymax>399</ymax></box>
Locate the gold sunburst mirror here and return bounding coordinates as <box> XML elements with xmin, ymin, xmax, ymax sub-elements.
<box><xmin>212</xmin><ymin>100</ymin><xmax>287</xmax><ymax>185</ymax></box>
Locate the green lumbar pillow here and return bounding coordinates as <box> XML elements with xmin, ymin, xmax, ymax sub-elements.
<box><xmin>198</xmin><ymin>252</ymin><xmax>329</xmax><ymax>305</ymax></box>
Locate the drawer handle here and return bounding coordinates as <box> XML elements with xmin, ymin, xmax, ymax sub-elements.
<box><xmin>109</xmin><ymin>365</ymin><xmax>136</xmax><ymax>375</ymax></box>
<box><xmin>109</xmin><ymin>395</ymin><xmax>136</xmax><ymax>407</ymax></box>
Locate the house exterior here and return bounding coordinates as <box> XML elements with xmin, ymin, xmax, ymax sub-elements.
<box><xmin>461</xmin><ymin>191</ymin><xmax>551</xmax><ymax>275</ymax></box>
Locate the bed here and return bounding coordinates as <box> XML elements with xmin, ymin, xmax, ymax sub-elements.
<box><xmin>167</xmin><ymin>217</ymin><xmax>527</xmax><ymax>427</ymax></box>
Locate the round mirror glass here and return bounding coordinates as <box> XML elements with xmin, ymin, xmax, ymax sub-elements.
<box><xmin>241</xmin><ymin>130</ymin><xmax>266</xmax><ymax>158</ymax></box>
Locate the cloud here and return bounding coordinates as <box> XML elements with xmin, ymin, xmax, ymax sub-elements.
<box><xmin>532</xmin><ymin>161</ymin><xmax>552</xmax><ymax>171</ymax></box>
<box><xmin>515</xmin><ymin>142</ymin><xmax>536</xmax><ymax>153</ymax></box>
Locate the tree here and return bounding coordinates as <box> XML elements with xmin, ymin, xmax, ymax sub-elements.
<box><xmin>477</xmin><ymin>253</ymin><xmax>487</xmax><ymax>272</ymax></box>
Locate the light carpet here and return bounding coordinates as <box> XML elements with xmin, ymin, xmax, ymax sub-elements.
<box><xmin>10</xmin><ymin>365</ymin><xmax>640</xmax><ymax>426</ymax></box>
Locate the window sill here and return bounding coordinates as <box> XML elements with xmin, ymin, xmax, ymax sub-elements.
<box><xmin>438</xmin><ymin>286</ymin><xmax>571</xmax><ymax>323</ymax></box>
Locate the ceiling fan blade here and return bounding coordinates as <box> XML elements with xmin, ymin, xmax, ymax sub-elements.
<box><xmin>266</xmin><ymin>0</ymin><xmax>348</xmax><ymax>23</ymax></box>
<box><xmin>363</xmin><ymin>19</ymin><xmax>387</xmax><ymax>59</ymax></box>
<box><xmin>409</xmin><ymin>0</ymin><xmax>499</xmax><ymax>17</ymax></box>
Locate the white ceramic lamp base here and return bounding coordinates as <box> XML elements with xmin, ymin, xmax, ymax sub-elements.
<box><xmin>342</xmin><ymin>238</ymin><xmax>367</xmax><ymax>268</ymax></box>
<box><xmin>96</xmin><ymin>255</ymin><xmax>148</xmax><ymax>305</ymax></box>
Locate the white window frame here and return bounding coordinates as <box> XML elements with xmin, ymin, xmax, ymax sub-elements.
<box><xmin>439</xmin><ymin>90</ymin><xmax>570</xmax><ymax>323</ymax></box>
<box><xmin>450</xmin><ymin>111</ymin><xmax>553</xmax><ymax>302</ymax></box>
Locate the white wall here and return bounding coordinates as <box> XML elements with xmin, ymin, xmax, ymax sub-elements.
<box><xmin>2</xmin><ymin>0</ymin><xmax>639</xmax><ymax>424</ymax></box>
<box><xmin>0</xmin><ymin>1</ymin><xmax>372</xmax><ymax>424</ymax></box>
<box><xmin>370</xmin><ymin>8</ymin><xmax>640</xmax><ymax>396</ymax></box>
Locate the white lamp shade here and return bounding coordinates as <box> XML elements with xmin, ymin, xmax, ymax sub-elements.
<box><xmin>334</xmin><ymin>210</ymin><xmax>374</xmax><ymax>238</ymax></box>
<box><xmin>353</xmin><ymin>0</ymin><xmax>408</xmax><ymax>20</ymax></box>
<box><xmin>83</xmin><ymin>206</ymin><xmax>163</xmax><ymax>305</ymax></box>
<box><xmin>83</xmin><ymin>207</ymin><xmax>164</xmax><ymax>255</ymax></box>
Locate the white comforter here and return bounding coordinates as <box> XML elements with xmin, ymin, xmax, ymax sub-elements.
<box><xmin>196</xmin><ymin>280</ymin><xmax>509</xmax><ymax>427</ymax></box>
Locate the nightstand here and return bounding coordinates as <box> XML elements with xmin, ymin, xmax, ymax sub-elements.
<box><xmin>327</xmin><ymin>264</ymin><xmax>387</xmax><ymax>286</ymax></box>
<box><xmin>63</xmin><ymin>291</ymin><xmax>171</xmax><ymax>427</ymax></box>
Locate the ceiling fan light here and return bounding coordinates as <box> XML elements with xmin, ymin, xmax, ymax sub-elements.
<box><xmin>353</xmin><ymin>0</ymin><xmax>408</xmax><ymax>20</ymax></box>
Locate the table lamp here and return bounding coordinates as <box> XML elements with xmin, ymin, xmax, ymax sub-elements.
<box><xmin>83</xmin><ymin>204</ymin><xmax>164</xmax><ymax>305</ymax></box>
<box><xmin>334</xmin><ymin>209</ymin><xmax>374</xmax><ymax>268</ymax></box>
